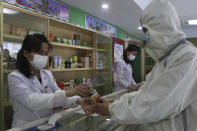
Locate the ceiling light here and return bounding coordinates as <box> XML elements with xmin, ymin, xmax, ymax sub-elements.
<box><xmin>185</xmin><ymin>19</ymin><xmax>197</xmax><ymax>25</ymax></box>
<box><xmin>138</xmin><ymin>26</ymin><xmax>142</xmax><ymax>30</ymax></box>
<box><xmin>3</xmin><ymin>8</ymin><xmax>19</xmax><ymax>14</ymax></box>
<box><xmin>102</xmin><ymin>4</ymin><xmax>109</xmax><ymax>9</ymax></box>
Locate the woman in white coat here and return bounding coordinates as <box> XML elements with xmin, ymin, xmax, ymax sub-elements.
<box><xmin>8</xmin><ymin>34</ymin><xmax>90</xmax><ymax>127</ymax></box>
<box><xmin>116</xmin><ymin>44</ymin><xmax>142</xmax><ymax>90</ymax></box>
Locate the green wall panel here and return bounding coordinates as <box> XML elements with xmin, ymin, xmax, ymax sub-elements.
<box><xmin>69</xmin><ymin>6</ymin><xmax>85</xmax><ymax>27</ymax></box>
<box><xmin>132</xmin><ymin>49</ymin><xmax>142</xmax><ymax>83</ymax></box>
<box><xmin>188</xmin><ymin>38</ymin><xmax>197</xmax><ymax>46</ymax></box>
<box><xmin>117</xmin><ymin>28</ymin><xmax>127</xmax><ymax>41</ymax></box>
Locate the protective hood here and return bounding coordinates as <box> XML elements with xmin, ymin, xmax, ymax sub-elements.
<box><xmin>141</xmin><ymin>0</ymin><xmax>186</xmax><ymax>60</ymax></box>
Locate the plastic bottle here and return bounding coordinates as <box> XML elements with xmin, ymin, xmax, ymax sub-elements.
<box><xmin>89</xmin><ymin>89</ymin><xmax>103</xmax><ymax>104</ymax></box>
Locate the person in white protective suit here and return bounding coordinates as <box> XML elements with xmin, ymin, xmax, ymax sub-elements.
<box><xmin>81</xmin><ymin>0</ymin><xmax>197</xmax><ymax>131</ymax></box>
<box><xmin>8</xmin><ymin>34</ymin><xmax>90</xmax><ymax>128</ymax></box>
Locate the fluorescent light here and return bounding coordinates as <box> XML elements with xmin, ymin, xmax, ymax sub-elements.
<box><xmin>102</xmin><ymin>4</ymin><xmax>109</xmax><ymax>9</ymax></box>
<box><xmin>188</xmin><ymin>19</ymin><xmax>197</xmax><ymax>25</ymax></box>
<box><xmin>3</xmin><ymin>8</ymin><xmax>18</xmax><ymax>14</ymax></box>
<box><xmin>106</xmin><ymin>119</ymin><xmax>111</xmax><ymax>121</ymax></box>
<box><xmin>138</xmin><ymin>26</ymin><xmax>142</xmax><ymax>30</ymax></box>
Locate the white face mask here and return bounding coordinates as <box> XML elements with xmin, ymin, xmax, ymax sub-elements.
<box><xmin>29</xmin><ymin>54</ymin><xmax>48</xmax><ymax>70</ymax></box>
<box><xmin>146</xmin><ymin>32</ymin><xmax>150</xmax><ymax>44</ymax></box>
<box><xmin>128</xmin><ymin>55</ymin><xmax>136</xmax><ymax>61</ymax></box>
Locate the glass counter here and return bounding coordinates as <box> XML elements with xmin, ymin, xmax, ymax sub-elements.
<box><xmin>7</xmin><ymin>89</ymin><xmax>129</xmax><ymax>131</ymax></box>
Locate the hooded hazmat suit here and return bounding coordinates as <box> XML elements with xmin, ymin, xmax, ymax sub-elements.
<box><xmin>109</xmin><ymin>0</ymin><xmax>197</xmax><ymax>131</ymax></box>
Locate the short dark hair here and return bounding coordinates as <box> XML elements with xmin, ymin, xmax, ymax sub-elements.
<box><xmin>123</xmin><ymin>44</ymin><xmax>139</xmax><ymax>65</ymax></box>
<box><xmin>16</xmin><ymin>34</ymin><xmax>52</xmax><ymax>78</ymax></box>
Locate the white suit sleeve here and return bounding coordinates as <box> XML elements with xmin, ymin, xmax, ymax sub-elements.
<box><xmin>109</xmin><ymin>52</ymin><xmax>197</xmax><ymax>124</ymax></box>
<box><xmin>116</xmin><ymin>61</ymin><xmax>130</xmax><ymax>88</ymax></box>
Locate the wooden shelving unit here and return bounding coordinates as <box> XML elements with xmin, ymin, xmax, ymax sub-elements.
<box><xmin>1</xmin><ymin>3</ymin><xmax>111</xmax><ymax>130</ymax></box>
<box><xmin>50</xmin><ymin>68</ymin><xmax>94</xmax><ymax>72</ymax></box>
<box><xmin>51</xmin><ymin>42</ymin><xmax>93</xmax><ymax>50</ymax></box>
<box><xmin>95</xmin><ymin>83</ymin><xmax>105</xmax><ymax>87</ymax></box>
<box><xmin>95</xmin><ymin>48</ymin><xmax>108</xmax><ymax>52</ymax></box>
<box><xmin>3</xmin><ymin>34</ymin><xmax>24</xmax><ymax>41</ymax></box>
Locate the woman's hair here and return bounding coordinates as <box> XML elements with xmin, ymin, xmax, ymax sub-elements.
<box><xmin>16</xmin><ymin>34</ymin><xmax>52</xmax><ymax>78</ymax></box>
<box><xmin>123</xmin><ymin>44</ymin><xmax>139</xmax><ymax>65</ymax></box>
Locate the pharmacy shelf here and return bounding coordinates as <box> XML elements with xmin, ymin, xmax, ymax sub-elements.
<box><xmin>96</xmin><ymin>67</ymin><xmax>107</xmax><ymax>70</ymax></box>
<box><xmin>95</xmin><ymin>83</ymin><xmax>105</xmax><ymax>87</ymax></box>
<box><xmin>96</xmin><ymin>48</ymin><xmax>108</xmax><ymax>52</ymax></box>
<box><xmin>50</xmin><ymin>68</ymin><xmax>94</xmax><ymax>72</ymax></box>
<box><xmin>51</xmin><ymin>42</ymin><xmax>93</xmax><ymax>50</ymax></box>
<box><xmin>4</xmin><ymin>34</ymin><xmax>24</xmax><ymax>41</ymax></box>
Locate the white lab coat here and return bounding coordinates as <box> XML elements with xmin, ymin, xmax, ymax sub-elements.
<box><xmin>116</xmin><ymin>59</ymin><xmax>136</xmax><ymax>90</ymax></box>
<box><xmin>109</xmin><ymin>1</ymin><xmax>197</xmax><ymax>131</ymax></box>
<box><xmin>8</xmin><ymin>69</ymin><xmax>79</xmax><ymax>128</ymax></box>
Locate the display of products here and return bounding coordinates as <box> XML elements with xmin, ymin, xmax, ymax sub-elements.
<box><xmin>61</xmin><ymin>58</ymin><xmax>65</xmax><ymax>69</ymax></box>
<box><xmin>4</xmin><ymin>24</ymin><xmax>12</xmax><ymax>35</ymax></box>
<box><xmin>49</xmin><ymin>33</ymin><xmax>54</xmax><ymax>42</ymax></box>
<box><xmin>51</xmin><ymin>33</ymin><xmax>91</xmax><ymax>47</ymax></box>
<box><xmin>56</xmin><ymin>77</ymin><xmax>104</xmax><ymax>90</ymax></box>
<box><xmin>50</xmin><ymin>54</ymin><xmax>93</xmax><ymax>69</ymax></box>
<box><xmin>12</xmin><ymin>25</ymin><xmax>27</xmax><ymax>37</ymax></box>
<box><xmin>74</xmin><ymin>34</ymin><xmax>80</xmax><ymax>40</ymax></box>
<box><xmin>72</xmin><ymin>56</ymin><xmax>78</xmax><ymax>68</ymax></box>
<box><xmin>3</xmin><ymin>24</ymin><xmax>27</xmax><ymax>37</ymax></box>
<box><xmin>63</xmin><ymin>39</ymin><xmax>67</xmax><ymax>44</ymax></box>
<box><xmin>52</xmin><ymin>56</ymin><xmax>61</xmax><ymax>68</ymax></box>
<box><xmin>85</xmin><ymin>57</ymin><xmax>89</xmax><ymax>68</ymax></box>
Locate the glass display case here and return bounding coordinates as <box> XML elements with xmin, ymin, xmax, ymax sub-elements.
<box><xmin>94</xmin><ymin>34</ymin><xmax>111</xmax><ymax>96</ymax></box>
<box><xmin>7</xmin><ymin>89</ymin><xmax>128</xmax><ymax>131</ymax></box>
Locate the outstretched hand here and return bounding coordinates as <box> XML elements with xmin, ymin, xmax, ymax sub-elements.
<box><xmin>77</xmin><ymin>98</ymin><xmax>96</xmax><ymax>115</ymax></box>
<box><xmin>78</xmin><ymin>98</ymin><xmax>112</xmax><ymax>116</ymax></box>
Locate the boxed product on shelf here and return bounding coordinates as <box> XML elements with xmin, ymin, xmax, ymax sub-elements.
<box><xmin>49</xmin><ymin>33</ymin><xmax>54</xmax><ymax>42</ymax></box>
<box><xmin>84</xmin><ymin>57</ymin><xmax>89</xmax><ymax>68</ymax></box>
<box><xmin>67</xmin><ymin>40</ymin><xmax>72</xmax><ymax>45</ymax></box>
<box><xmin>63</xmin><ymin>39</ymin><xmax>67</xmax><ymax>44</ymax></box>
<box><xmin>4</xmin><ymin>24</ymin><xmax>12</xmax><ymax>35</ymax></box>
<box><xmin>11</xmin><ymin>25</ymin><xmax>27</xmax><ymax>37</ymax></box>
<box><xmin>75</xmin><ymin>40</ymin><xmax>80</xmax><ymax>46</ymax></box>
<box><xmin>74</xmin><ymin>34</ymin><xmax>80</xmax><ymax>41</ymax></box>
<box><xmin>61</xmin><ymin>58</ymin><xmax>65</xmax><ymax>69</ymax></box>
<box><xmin>72</xmin><ymin>40</ymin><xmax>76</xmax><ymax>45</ymax></box>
